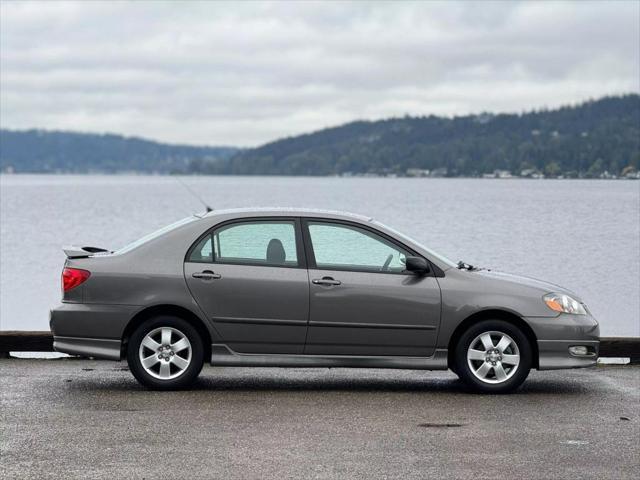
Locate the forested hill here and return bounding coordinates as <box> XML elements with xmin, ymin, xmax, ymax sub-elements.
<box><xmin>1</xmin><ymin>95</ymin><xmax>638</xmax><ymax>177</ymax></box>
<box><xmin>213</xmin><ymin>94</ymin><xmax>640</xmax><ymax>177</ymax></box>
<box><xmin>0</xmin><ymin>130</ymin><xmax>238</xmax><ymax>173</ymax></box>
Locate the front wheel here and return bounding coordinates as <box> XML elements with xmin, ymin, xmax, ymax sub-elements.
<box><xmin>127</xmin><ymin>315</ymin><xmax>204</xmax><ymax>390</ymax></box>
<box><xmin>454</xmin><ymin>320</ymin><xmax>532</xmax><ymax>393</ymax></box>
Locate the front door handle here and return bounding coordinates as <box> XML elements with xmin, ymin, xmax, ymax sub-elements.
<box><xmin>192</xmin><ymin>270</ymin><xmax>222</xmax><ymax>280</ymax></box>
<box><xmin>312</xmin><ymin>277</ymin><xmax>341</xmax><ymax>286</ymax></box>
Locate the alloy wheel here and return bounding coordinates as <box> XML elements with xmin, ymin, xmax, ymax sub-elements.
<box><xmin>466</xmin><ymin>331</ymin><xmax>520</xmax><ymax>384</ymax></box>
<box><xmin>138</xmin><ymin>327</ymin><xmax>192</xmax><ymax>380</ymax></box>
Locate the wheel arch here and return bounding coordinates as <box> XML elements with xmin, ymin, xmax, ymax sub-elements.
<box><xmin>121</xmin><ymin>304</ymin><xmax>212</xmax><ymax>360</ymax></box>
<box><xmin>447</xmin><ymin>309</ymin><xmax>539</xmax><ymax>369</ymax></box>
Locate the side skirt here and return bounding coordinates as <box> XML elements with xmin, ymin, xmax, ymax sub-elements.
<box><xmin>210</xmin><ymin>344</ymin><xmax>449</xmax><ymax>370</ymax></box>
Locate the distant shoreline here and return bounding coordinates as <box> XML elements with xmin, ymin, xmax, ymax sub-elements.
<box><xmin>1</xmin><ymin>172</ymin><xmax>638</xmax><ymax>180</ymax></box>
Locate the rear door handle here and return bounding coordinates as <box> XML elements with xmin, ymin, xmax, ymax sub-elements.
<box><xmin>312</xmin><ymin>277</ymin><xmax>341</xmax><ymax>286</ymax></box>
<box><xmin>192</xmin><ymin>270</ymin><xmax>222</xmax><ymax>280</ymax></box>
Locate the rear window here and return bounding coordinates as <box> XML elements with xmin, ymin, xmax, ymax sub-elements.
<box><xmin>117</xmin><ymin>216</ymin><xmax>196</xmax><ymax>254</ymax></box>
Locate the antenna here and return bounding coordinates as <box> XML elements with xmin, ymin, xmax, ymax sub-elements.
<box><xmin>175</xmin><ymin>177</ymin><xmax>213</xmax><ymax>212</ymax></box>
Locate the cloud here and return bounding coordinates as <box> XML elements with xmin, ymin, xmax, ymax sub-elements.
<box><xmin>1</xmin><ymin>0</ymin><xmax>638</xmax><ymax>146</ymax></box>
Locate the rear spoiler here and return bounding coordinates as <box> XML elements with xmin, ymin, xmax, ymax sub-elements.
<box><xmin>63</xmin><ymin>246</ymin><xmax>110</xmax><ymax>258</ymax></box>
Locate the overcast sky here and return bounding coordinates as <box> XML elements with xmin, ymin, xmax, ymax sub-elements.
<box><xmin>1</xmin><ymin>1</ymin><xmax>638</xmax><ymax>147</ymax></box>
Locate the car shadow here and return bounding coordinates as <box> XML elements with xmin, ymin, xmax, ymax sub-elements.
<box><xmin>192</xmin><ymin>375</ymin><xmax>594</xmax><ymax>395</ymax></box>
<box><xmin>191</xmin><ymin>375</ymin><xmax>469</xmax><ymax>394</ymax></box>
<box><xmin>65</xmin><ymin>368</ymin><xmax>595</xmax><ymax>396</ymax></box>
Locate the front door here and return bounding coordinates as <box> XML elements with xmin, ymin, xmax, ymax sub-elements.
<box><xmin>303</xmin><ymin>220</ymin><xmax>441</xmax><ymax>357</ymax></box>
<box><xmin>185</xmin><ymin>218</ymin><xmax>309</xmax><ymax>354</ymax></box>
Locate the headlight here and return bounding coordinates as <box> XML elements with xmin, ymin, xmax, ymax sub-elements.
<box><xmin>543</xmin><ymin>293</ymin><xmax>587</xmax><ymax>315</ymax></box>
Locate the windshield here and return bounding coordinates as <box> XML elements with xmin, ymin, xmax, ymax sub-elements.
<box><xmin>372</xmin><ymin>221</ymin><xmax>457</xmax><ymax>269</ymax></box>
<box><xmin>117</xmin><ymin>216</ymin><xmax>196</xmax><ymax>254</ymax></box>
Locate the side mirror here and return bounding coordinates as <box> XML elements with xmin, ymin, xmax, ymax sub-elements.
<box><xmin>405</xmin><ymin>256</ymin><xmax>430</xmax><ymax>275</ymax></box>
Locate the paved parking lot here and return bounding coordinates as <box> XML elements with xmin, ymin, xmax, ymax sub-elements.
<box><xmin>1</xmin><ymin>359</ymin><xmax>638</xmax><ymax>479</ymax></box>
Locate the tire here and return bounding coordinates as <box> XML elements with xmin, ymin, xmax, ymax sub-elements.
<box><xmin>127</xmin><ymin>315</ymin><xmax>204</xmax><ymax>390</ymax></box>
<box><xmin>454</xmin><ymin>320</ymin><xmax>532</xmax><ymax>394</ymax></box>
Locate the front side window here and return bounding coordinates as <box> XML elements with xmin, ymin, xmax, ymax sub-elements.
<box><xmin>189</xmin><ymin>220</ymin><xmax>299</xmax><ymax>267</ymax></box>
<box><xmin>307</xmin><ymin>222</ymin><xmax>410</xmax><ymax>273</ymax></box>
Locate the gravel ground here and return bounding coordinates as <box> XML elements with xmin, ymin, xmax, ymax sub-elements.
<box><xmin>1</xmin><ymin>359</ymin><xmax>639</xmax><ymax>479</ymax></box>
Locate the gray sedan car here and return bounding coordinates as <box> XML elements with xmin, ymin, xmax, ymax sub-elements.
<box><xmin>50</xmin><ymin>208</ymin><xmax>599</xmax><ymax>392</ymax></box>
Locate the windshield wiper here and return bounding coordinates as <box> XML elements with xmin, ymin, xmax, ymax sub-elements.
<box><xmin>457</xmin><ymin>260</ymin><xmax>476</xmax><ymax>270</ymax></box>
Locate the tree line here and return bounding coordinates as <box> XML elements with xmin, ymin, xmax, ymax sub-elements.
<box><xmin>1</xmin><ymin>94</ymin><xmax>638</xmax><ymax>177</ymax></box>
<box><xmin>205</xmin><ymin>94</ymin><xmax>640</xmax><ymax>178</ymax></box>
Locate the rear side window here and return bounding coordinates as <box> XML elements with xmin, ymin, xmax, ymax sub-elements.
<box><xmin>188</xmin><ymin>221</ymin><xmax>299</xmax><ymax>267</ymax></box>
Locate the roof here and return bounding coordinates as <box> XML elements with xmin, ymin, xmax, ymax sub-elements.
<box><xmin>201</xmin><ymin>207</ymin><xmax>374</xmax><ymax>223</ymax></box>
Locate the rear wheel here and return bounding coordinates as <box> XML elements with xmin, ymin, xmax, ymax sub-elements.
<box><xmin>127</xmin><ymin>315</ymin><xmax>204</xmax><ymax>390</ymax></box>
<box><xmin>455</xmin><ymin>320</ymin><xmax>532</xmax><ymax>393</ymax></box>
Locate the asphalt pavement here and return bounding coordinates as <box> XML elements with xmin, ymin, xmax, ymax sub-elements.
<box><xmin>1</xmin><ymin>359</ymin><xmax>638</xmax><ymax>479</ymax></box>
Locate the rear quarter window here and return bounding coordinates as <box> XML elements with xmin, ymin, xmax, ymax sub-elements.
<box><xmin>188</xmin><ymin>235</ymin><xmax>213</xmax><ymax>262</ymax></box>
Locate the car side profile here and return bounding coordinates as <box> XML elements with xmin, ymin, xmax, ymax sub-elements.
<box><xmin>50</xmin><ymin>208</ymin><xmax>600</xmax><ymax>393</ymax></box>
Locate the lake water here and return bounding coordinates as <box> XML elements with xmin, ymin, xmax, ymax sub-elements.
<box><xmin>1</xmin><ymin>175</ymin><xmax>638</xmax><ymax>336</ymax></box>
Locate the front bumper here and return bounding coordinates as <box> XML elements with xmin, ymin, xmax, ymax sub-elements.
<box><xmin>526</xmin><ymin>312</ymin><xmax>600</xmax><ymax>370</ymax></box>
<box><xmin>537</xmin><ymin>339</ymin><xmax>599</xmax><ymax>370</ymax></box>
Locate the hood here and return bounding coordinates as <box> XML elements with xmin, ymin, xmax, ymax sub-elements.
<box><xmin>473</xmin><ymin>269</ymin><xmax>580</xmax><ymax>300</ymax></box>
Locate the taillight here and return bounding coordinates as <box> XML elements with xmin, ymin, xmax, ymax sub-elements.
<box><xmin>62</xmin><ymin>268</ymin><xmax>91</xmax><ymax>292</ymax></box>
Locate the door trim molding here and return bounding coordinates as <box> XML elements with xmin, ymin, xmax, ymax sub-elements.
<box><xmin>308</xmin><ymin>320</ymin><xmax>436</xmax><ymax>330</ymax></box>
<box><xmin>210</xmin><ymin>344</ymin><xmax>448</xmax><ymax>369</ymax></box>
<box><xmin>214</xmin><ymin>316</ymin><xmax>308</xmax><ymax>326</ymax></box>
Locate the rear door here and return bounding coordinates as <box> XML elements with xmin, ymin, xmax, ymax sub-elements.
<box><xmin>302</xmin><ymin>219</ymin><xmax>441</xmax><ymax>357</ymax></box>
<box><xmin>184</xmin><ymin>218</ymin><xmax>309</xmax><ymax>354</ymax></box>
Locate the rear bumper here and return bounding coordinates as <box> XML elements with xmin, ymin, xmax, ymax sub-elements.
<box><xmin>53</xmin><ymin>336</ymin><xmax>122</xmax><ymax>360</ymax></box>
<box><xmin>50</xmin><ymin>302</ymin><xmax>136</xmax><ymax>360</ymax></box>
<box><xmin>50</xmin><ymin>302</ymin><xmax>137</xmax><ymax>338</ymax></box>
